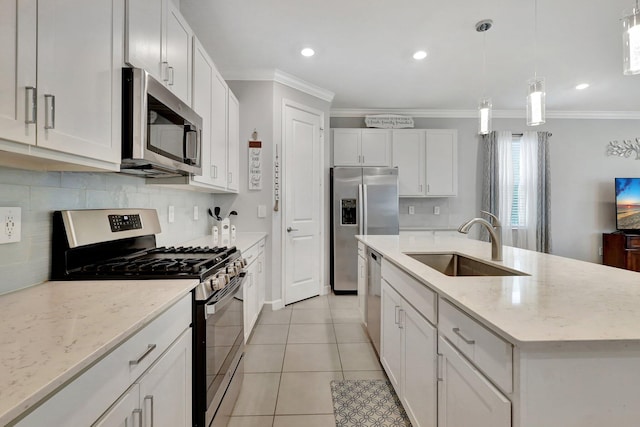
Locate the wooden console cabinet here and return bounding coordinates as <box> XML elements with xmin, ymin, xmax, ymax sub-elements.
<box><xmin>602</xmin><ymin>232</ymin><xmax>640</xmax><ymax>272</ymax></box>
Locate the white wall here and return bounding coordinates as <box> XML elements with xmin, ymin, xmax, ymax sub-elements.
<box><xmin>0</xmin><ymin>167</ymin><xmax>216</xmax><ymax>295</ymax></box>
<box><xmin>221</xmin><ymin>80</ymin><xmax>331</xmax><ymax>306</ymax></box>
<box><xmin>331</xmin><ymin>116</ymin><xmax>640</xmax><ymax>263</ymax></box>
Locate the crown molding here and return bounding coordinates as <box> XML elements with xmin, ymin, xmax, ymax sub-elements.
<box><xmin>330</xmin><ymin>108</ymin><xmax>640</xmax><ymax>120</ymax></box>
<box><xmin>225</xmin><ymin>68</ymin><xmax>335</xmax><ymax>103</ymax></box>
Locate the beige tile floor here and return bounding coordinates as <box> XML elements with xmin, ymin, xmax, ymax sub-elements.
<box><xmin>229</xmin><ymin>293</ymin><xmax>386</xmax><ymax>427</ymax></box>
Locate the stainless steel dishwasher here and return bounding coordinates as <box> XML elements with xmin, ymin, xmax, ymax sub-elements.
<box><xmin>366</xmin><ymin>249</ymin><xmax>382</xmax><ymax>355</ymax></box>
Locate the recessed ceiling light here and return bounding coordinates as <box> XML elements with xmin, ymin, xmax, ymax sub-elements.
<box><xmin>575</xmin><ymin>83</ymin><xmax>590</xmax><ymax>90</ymax></box>
<box><xmin>413</xmin><ymin>50</ymin><xmax>427</xmax><ymax>60</ymax></box>
<box><xmin>301</xmin><ymin>48</ymin><xmax>315</xmax><ymax>57</ymax></box>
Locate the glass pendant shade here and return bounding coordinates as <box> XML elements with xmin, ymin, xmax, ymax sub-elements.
<box><xmin>526</xmin><ymin>78</ymin><xmax>545</xmax><ymax>126</ymax></box>
<box><xmin>623</xmin><ymin>8</ymin><xmax>640</xmax><ymax>75</ymax></box>
<box><xmin>478</xmin><ymin>98</ymin><xmax>492</xmax><ymax>135</ymax></box>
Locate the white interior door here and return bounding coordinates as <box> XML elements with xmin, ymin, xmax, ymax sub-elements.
<box><xmin>283</xmin><ymin>101</ymin><xmax>323</xmax><ymax>305</ymax></box>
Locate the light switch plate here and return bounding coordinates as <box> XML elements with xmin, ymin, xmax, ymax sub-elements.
<box><xmin>193</xmin><ymin>206</ymin><xmax>199</xmax><ymax>220</ymax></box>
<box><xmin>434</xmin><ymin>206</ymin><xmax>441</xmax><ymax>215</ymax></box>
<box><xmin>0</xmin><ymin>207</ymin><xmax>21</xmax><ymax>244</ymax></box>
<box><xmin>258</xmin><ymin>205</ymin><xmax>267</xmax><ymax>218</ymax></box>
<box><xmin>408</xmin><ymin>206</ymin><xmax>415</xmax><ymax>215</ymax></box>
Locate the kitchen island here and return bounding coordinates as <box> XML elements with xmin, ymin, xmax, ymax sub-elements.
<box><xmin>358</xmin><ymin>233</ymin><xmax>640</xmax><ymax>427</ymax></box>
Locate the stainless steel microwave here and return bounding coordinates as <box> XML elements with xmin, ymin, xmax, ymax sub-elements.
<box><xmin>121</xmin><ymin>67</ymin><xmax>202</xmax><ymax>177</ymax></box>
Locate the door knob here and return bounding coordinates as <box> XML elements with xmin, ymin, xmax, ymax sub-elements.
<box><xmin>287</xmin><ymin>227</ymin><xmax>299</xmax><ymax>232</ymax></box>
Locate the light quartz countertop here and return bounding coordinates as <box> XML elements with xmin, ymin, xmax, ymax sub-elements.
<box><xmin>358</xmin><ymin>233</ymin><xmax>640</xmax><ymax>346</ymax></box>
<box><xmin>0</xmin><ymin>279</ymin><xmax>198</xmax><ymax>426</ymax></box>
<box><xmin>181</xmin><ymin>232</ymin><xmax>267</xmax><ymax>253</ymax></box>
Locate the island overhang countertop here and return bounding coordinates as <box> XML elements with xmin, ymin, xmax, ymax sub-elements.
<box><xmin>357</xmin><ymin>233</ymin><xmax>640</xmax><ymax>345</ymax></box>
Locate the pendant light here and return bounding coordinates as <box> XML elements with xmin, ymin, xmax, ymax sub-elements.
<box><xmin>623</xmin><ymin>0</ymin><xmax>640</xmax><ymax>75</ymax></box>
<box><xmin>476</xmin><ymin>19</ymin><xmax>493</xmax><ymax>135</ymax></box>
<box><xmin>527</xmin><ymin>0</ymin><xmax>545</xmax><ymax>126</ymax></box>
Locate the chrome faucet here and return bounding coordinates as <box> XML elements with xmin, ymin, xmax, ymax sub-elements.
<box><xmin>458</xmin><ymin>211</ymin><xmax>503</xmax><ymax>261</ymax></box>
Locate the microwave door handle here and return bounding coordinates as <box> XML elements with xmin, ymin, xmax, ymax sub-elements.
<box><xmin>184</xmin><ymin>126</ymin><xmax>198</xmax><ymax>162</ymax></box>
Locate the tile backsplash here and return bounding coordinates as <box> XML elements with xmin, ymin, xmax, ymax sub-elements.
<box><xmin>0</xmin><ymin>167</ymin><xmax>215</xmax><ymax>295</ymax></box>
<box><xmin>399</xmin><ymin>198</ymin><xmax>464</xmax><ymax>230</ymax></box>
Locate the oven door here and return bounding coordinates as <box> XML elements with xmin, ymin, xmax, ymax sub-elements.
<box><xmin>193</xmin><ymin>274</ymin><xmax>245</xmax><ymax>427</ymax></box>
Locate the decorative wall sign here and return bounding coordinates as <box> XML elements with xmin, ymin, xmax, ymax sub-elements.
<box><xmin>607</xmin><ymin>138</ymin><xmax>640</xmax><ymax>160</ymax></box>
<box><xmin>364</xmin><ymin>114</ymin><xmax>414</xmax><ymax>129</ymax></box>
<box><xmin>249</xmin><ymin>140</ymin><xmax>262</xmax><ymax>190</ymax></box>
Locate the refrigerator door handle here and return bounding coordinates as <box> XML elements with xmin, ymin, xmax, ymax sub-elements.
<box><xmin>358</xmin><ymin>184</ymin><xmax>364</xmax><ymax>235</ymax></box>
<box><xmin>363</xmin><ymin>184</ymin><xmax>368</xmax><ymax>234</ymax></box>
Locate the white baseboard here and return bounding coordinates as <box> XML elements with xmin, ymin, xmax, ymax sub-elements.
<box><xmin>264</xmin><ymin>299</ymin><xmax>285</xmax><ymax>311</ymax></box>
<box><xmin>322</xmin><ymin>284</ymin><xmax>331</xmax><ymax>295</ymax></box>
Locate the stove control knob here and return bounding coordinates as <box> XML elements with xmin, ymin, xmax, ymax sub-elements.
<box><xmin>226</xmin><ymin>265</ymin><xmax>238</xmax><ymax>276</ymax></box>
<box><xmin>234</xmin><ymin>260</ymin><xmax>245</xmax><ymax>270</ymax></box>
<box><xmin>209</xmin><ymin>278</ymin><xmax>220</xmax><ymax>291</ymax></box>
<box><xmin>216</xmin><ymin>273</ymin><xmax>229</xmax><ymax>288</ymax></box>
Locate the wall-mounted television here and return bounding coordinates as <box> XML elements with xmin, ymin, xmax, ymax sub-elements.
<box><xmin>615</xmin><ymin>178</ymin><xmax>640</xmax><ymax>232</ymax></box>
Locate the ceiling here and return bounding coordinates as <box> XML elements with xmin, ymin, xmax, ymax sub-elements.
<box><xmin>180</xmin><ymin>0</ymin><xmax>640</xmax><ymax>115</ymax></box>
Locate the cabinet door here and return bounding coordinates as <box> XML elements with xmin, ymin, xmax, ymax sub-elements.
<box><xmin>210</xmin><ymin>69</ymin><xmax>228</xmax><ymax>189</ymax></box>
<box><xmin>165</xmin><ymin>2</ymin><xmax>192</xmax><ymax>105</ymax></box>
<box><xmin>92</xmin><ymin>385</ymin><xmax>140</xmax><ymax>427</ymax></box>
<box><xmin>361</xmin><ymin>130</ymin><xmax>392</xmax><ymax>166</ymax></box>
<box><xmin>0</xmin><ymin>0</ymin><xmax>36</xmax><ymax>145</ymax></box>
<box><xmin>392</xmin><ymin>130</ymin><xmax>426</xmax><ymax>196</ymax></box>
<box><xmin>244</xmin><ymin>263</ymin><xmax>259</xmax><ymax>341</ymax></box>
<box><xmin>138</xmin><ymin>329</ymin><xmax>192</xmax><ymax>427</ymax></box>
<box><xmin>125</xmin><ymin>0</ymin><xmax>163</xmax><ymax>81</ymax></box>
<box><xmin>425</xmin><ymin>130</ymin><xmax>457</xmax><ymax>196</ymax></box>
<box><xmin>192</xmin><ymin>38</ymin><xmax>214</xmax><ymax>186</ymax></box>
<box><xmin>357</xmin><ymin>254</ymin><xmax>367</xmax><ymax>324</ymax></box>
<box><xmin>381</xmin><ymin>280</ymin><xmax>403</xmax><ymax>391</ymax></box>
<box><xmin>37</xmin><ymin>0</ymin><xmax>122</xmax><ymax>163</ymax></box>
<box><xmin>333</xmin><ymin>129</ymin><xmax>361</xmax><ymax>166</ymax></box>
<box><xmin>227</xmin><ymin>90</ymin><xmax>240</xmax><ymax>192</ymax></box>
<box><xmin>257</xmin><ymin>244</ymin><xmax>266</xmax><ymax>308</ymax></box>
<box><xmin>438</xmin><ymin>337</ymin><xmax>510</xmax><ymax>427</ymax></box>
<box><xmin>402</xmin><ymin>303</ymin><xmax>437</xmax><ymax>427</ymax></box>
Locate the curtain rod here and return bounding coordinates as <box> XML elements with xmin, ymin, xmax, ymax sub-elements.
<box><xmin>512</xmin><ymin>132</ymin><xmax>552</xmax><ymax>137</ymax></box>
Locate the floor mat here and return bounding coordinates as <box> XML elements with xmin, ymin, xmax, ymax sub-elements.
<box><xmin>330</xmin><ymin>379</ymin><xmax>412</xmax><ymax>427</ymax></box>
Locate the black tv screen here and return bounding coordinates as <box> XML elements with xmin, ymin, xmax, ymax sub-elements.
<box><xmin>616</xmin><ymin>178</ymin><xmax>640</xmax><ymax>231</ymax></box>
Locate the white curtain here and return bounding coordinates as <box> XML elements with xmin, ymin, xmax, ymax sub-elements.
<box><xmin>484</xmin><ymin>131</ymin><xmax>548</xmax><ymax>252</ymax></box>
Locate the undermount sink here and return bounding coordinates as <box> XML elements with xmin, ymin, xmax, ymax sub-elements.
<box><xmin>404</xmin><ymin>252</ymin><xmax>527</xmax><ymax>277</ymax></box>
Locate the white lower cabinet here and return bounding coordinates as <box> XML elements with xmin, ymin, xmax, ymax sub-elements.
<box><xmin>438</xmin><ymin>336</ymin><xmax>510</xmax><ymax>427</ymax></box>
<box><xmin>381</xmin><ymin>280</ymin><xmax>437</xmax><ymax>427</ymax></box>
<box><xmin>243</xmin><ymin>237</ymin><xmax>266</xmax><ymax>341</ymax></box>
<box><xmin>16</xmin><ymin>294</ymin><xmax>192</xmax><ymax>427</ymax></box>
<box><xmin>357</xmin><ymin>246</ymin><xmax>367</xmax><ymax>324</ymax></box>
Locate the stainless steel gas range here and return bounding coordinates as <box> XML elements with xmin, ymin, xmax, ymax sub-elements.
<box><xmin>51</xmin><ymin>208</ymin><xmax>247</xmax><ymax>427</ymax></box>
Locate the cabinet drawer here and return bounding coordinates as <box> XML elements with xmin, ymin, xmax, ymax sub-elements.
<box><xmin>16</xmin><ymin>293</ymin><xmax>192</xmax><ymax>427</ymax></box>
<box><xmin>381</xmin><ymin>260</ymin><xmax>436</xmax><ymax>324</ymax></box>
<box><xmin>626</xmin><ymin>235</ymin><xmax>640</xmax><ymax>249</ymax></box>
<box><xmin>438</xmin><ymin>298</ymin><xmax>512</xmax><ymax>393</ymax></box>
<box><xmin>243</xmin><ymin>242</ymin><xmax>260</xmax><ymax>266</ymax></box>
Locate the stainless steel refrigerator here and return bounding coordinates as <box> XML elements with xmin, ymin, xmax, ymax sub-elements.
<box><xmin>330</xmin><ymin>167</ymin><xmax>399</xmax><ymax>292</ymax></box>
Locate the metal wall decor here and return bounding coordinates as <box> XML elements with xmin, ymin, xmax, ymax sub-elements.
<box><xmin>607</xmin><ymin>138</ymin><xmax>640</xmax><ymax>159</ymax></box>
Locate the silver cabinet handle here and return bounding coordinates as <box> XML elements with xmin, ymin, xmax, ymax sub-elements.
<box><xmin>398</xmin><ymin>309</ymin><xmax>404</xmax><ymax>329</ymax></box>
<box><xmin>419</xmin><ymin>184</ymin><xmax>423</xmax><ymax>193</ymax></box>
<box><xmin>144</xmin><ymin>395</ymin><xmax>154</xmax><ymax>427</ymax></box>
<box><xmin>427</xmin><ymin>184</ymin><xmax>430</xmax><ymax>194</ymax></box>
<box><xmin>228</xmin><ymin>172</ymin><xmax>232</xmax><ymax>184</ymax></box>
<box><xmin>437</xmin><ymin>354</ymin><xmax>444</xmax><ymax>382</ymax></box>
<box><xmin>362</xmin><ymin>155</ymin><xmax>365</xmax><ymax>164</ymax></box>
<box><xmin>362</xmin><ymin>184</ymin><xmax>368</xmax><ymax>234</ymax></box>
<box><xmin>168</xmin><ymin>66</ymin><xmax>175</xmax><ymax>86</ymax></box>
<box><xmin>162</xmin><ymin>62</ymin><xmax>169</xmax><ymax>82</ymax></box>
<box><xmin>25</xmin><ymin>86</ymin><xmax>36</xmax><ymax>124</ymax></box>
<box><xmin>133</xmin><ymin>409</ymin><xmax>142</xmax><ymax>427</ymax></box>
<box><xmin>44</xmin><ymin>94</ymin><xmax>55</xmax><ymax>129</ymax></box>
<box><xmin>452</xmin><ymin>327</ymin><xmax>475</xmax><ymax>345</ymax></box>
<box><xmin>358</xmin><ymin>184</ymin><xmax>364</xmax><ymax>235</ymax></box>
<box><xmin>287</xmin><ymin>227</ymin><xmax>299</xmax><ymax>232</ymax></box>
<box><xmin>129</xmin><ymin>344</ymin><xmax>156</xmax><ymax>366</ymax></box>
<box><xmin>212</xmin><ymin>165</ymin><xmax>217</xmax><ymax>178</ymax></box>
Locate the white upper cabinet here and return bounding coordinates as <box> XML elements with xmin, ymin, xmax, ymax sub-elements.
<box><xmin>425</xmin><ymin>129</ymin><xmax>458</xmax><ymax>196</ymax></box>
<box><xmin>333</xmin><ymin>129</ymin><xmax>392</xmax><ymax>167</ymax></box>
<box><xmin>0</xmin><ymin>0</ymin><xmax>122</xmax><ymax>171</ymax></box>
<box><xmin>0</xmin><ymin>0</ymin><xmax>36</xmax><ymax>146</ymax></box>
<box><xmin>126</xmin><ymin>0</ymin><xmax>193</xmax><ymax>104</ymax></box>
<box><xmin>210</xmin><ymin>69</ymin><xmax>229</xmax><ymax>189</ymax></box>
<box><xmin>227</xmin><ymin>90</ymin><xmax>240</xmax><ymax>193</ymax></box>
<box><xmin>392</xmin><ymin>130</ymin><xmax>426</xmax><ymax>196</ymax></box>
<box><xmin>191</xmin><ymin>39</ymin><xmax>215</xmax><ymax>188</ymax></box>
<box><xmin>391</xmin><ymin>129</ymin><xmax>458</xmax><ymax>197</ymax></box>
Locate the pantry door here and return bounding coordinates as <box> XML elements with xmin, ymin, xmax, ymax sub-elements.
<box><xmin>282</xmin><ymin>100</ymin><xmax>324</xmax><ymax>305</ymax></box>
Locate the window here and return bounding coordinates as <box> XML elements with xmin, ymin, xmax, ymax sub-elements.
<box><xmin>510</xmin><ymin>136</ymin><xmax>526</xmax><ymax>227</ymax></box>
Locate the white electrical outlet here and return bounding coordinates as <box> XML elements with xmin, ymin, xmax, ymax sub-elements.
<box><xmin>258</xmin><ymin>205</ymin><xmax>267</xmax><ymax>218</ymax></box>
<box><xmin>408</xmin><ymin>206</ymin><xmax>415</xmax><ymax>215</ymax></box>
<box><xmin>168</xmin><ymin>205</ymin><xmax>175</xmax><ymax>223</ymax></box>
<box><xmin>193</xmin><ymin>206</ymin><xmax>199</xmax><ymax>220</ymax></box>
<box><xmin>0</xmin><ymin>207</ymin><xmax>21</xmax><ymax>244</ymax></box>
<box><xmin>434</xmin><ymin>206</ymin><xmax>440</xmax><ymax>215</ymax></box>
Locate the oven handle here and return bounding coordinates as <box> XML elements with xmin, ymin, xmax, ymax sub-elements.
<box><xmin>205</xmin><ymin>272</ymin><xmax>246</xmax><ymax>317</ymax></box>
